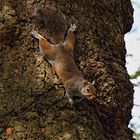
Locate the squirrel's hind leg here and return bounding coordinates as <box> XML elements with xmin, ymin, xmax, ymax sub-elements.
<box><xmin>65</xmin><ymin>24</ymin><xmax>77</xmax><ymax>51</ymax></box>
<box><xmin>69</xmin><ymin>24</ymin><xmax>77</xmax><ymax>32</ymax></box>
<box><xmin>31</xmin><ymin>30</ymin><xmax>45</xmax><ymax>40</ymax></box>
<box><xmin>31</xmin><ymin>30</ymin><xmax>55</xmax><ymax>57</ymax></box>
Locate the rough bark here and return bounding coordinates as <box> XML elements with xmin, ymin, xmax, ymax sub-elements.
<box><xmin>0</xmin><ymin>0</ymin><xmax>134</xmax><ymax>140</ymax></box>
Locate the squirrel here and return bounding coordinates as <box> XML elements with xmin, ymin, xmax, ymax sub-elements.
<box><xmin>31</xmin><ymin>25</ymin><xmax>96</xmax><ymax>105</ymax></box>
<box><xmin>31</xmin><ymin>7</ymin><xmax>96</xmax><ymax>105</ymax></box>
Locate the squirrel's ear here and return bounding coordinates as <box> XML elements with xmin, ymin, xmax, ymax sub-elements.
<box><xmin>92</xmin><ymin>81</ymin><xmax>95</xmax><ymax>85</ymax></box>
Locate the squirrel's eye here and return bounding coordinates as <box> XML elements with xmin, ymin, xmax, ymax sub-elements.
<box><xmin>86</xmin><ymin>88</ymin><xmax>90</xmax><ymax>92</ymax></box>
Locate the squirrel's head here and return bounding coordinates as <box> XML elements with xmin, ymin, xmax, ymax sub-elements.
<box><xmin>81</xmin><ymin>81</ymin><xmax>96</xmax><ymax>100</ymax></box>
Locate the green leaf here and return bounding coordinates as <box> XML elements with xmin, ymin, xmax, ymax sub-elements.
<box><xmin>130</xmin><ymin>71</ymin><xmax>140</xmax><ymax>79</ymax></box>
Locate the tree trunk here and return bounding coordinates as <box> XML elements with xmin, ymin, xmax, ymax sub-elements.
<box><xmin>0</xmin><ymin>0</ymin><xmax>134</xmax><ymax>139</ymax></box>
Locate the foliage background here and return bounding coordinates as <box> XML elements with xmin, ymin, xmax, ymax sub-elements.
<box><xmin>126</xmin><ymin>0</ymin><xmax>140</xmax><ymax>139</ymax></box>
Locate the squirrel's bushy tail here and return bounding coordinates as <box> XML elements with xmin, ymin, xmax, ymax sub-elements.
<box><xmin>32</xmin><ymin>6</ymin><xmax>68</xmax><ymax>44</ymax></box>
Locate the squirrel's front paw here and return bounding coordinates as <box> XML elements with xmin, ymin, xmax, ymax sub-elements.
<box><xmin>69</xmin><ymin>98</ymin><xmax>74</xmax><ymax>107</ymax></box>
<box><xmin>69</xmin><ymin>24</ymin><xmax>77</xmax><ymax>32</ymax></box>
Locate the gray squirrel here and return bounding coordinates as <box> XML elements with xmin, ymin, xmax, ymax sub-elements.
<box><xmin>32</xmin><ymin>7</ymin><xmax>96</xmax><ymax>105</ymax></box>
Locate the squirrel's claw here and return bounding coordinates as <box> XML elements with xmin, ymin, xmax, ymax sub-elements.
<box><xmin>31</xmin><ymin>30</ymin><xmax>39</xmax><ymax>38</ymax></box>
<box><xmin>31</xmin><ymin>30</ymin><xmax>43</xmax><ymax>40</ymax></box>
<box><xmin>68</xmin><ymin>99</ymin><xmax>74</xmax><ymax>108</ymax></box>
<box><xmin>69</xmin><ymin>24</ymin><xmax>77</xmax><ymax>32</ymax></box>
<box><xmin>69</xmin><ymin>98</ymin><xmax>74</xmax><ymax>107</ymax></box>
